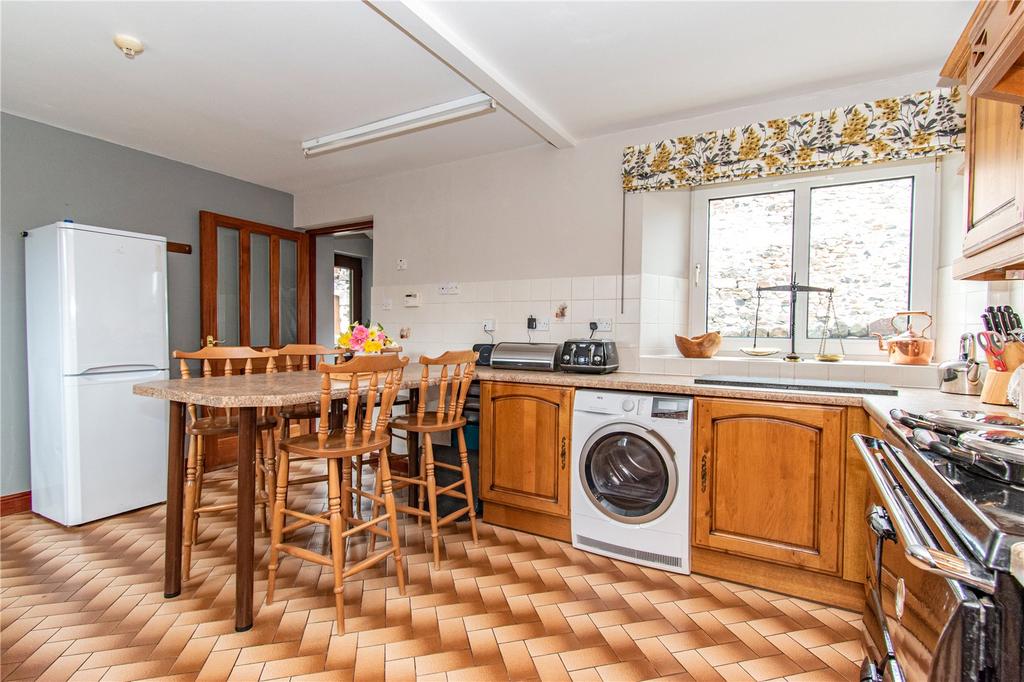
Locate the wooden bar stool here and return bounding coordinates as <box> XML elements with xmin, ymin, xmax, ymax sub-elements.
<box><xmin>173</xmin><ymin>346</ymin><xmax>279</xmax><ymax>581</ymax></box>
<box><xmin>381</xmin><ymin>351</ymin><xmax>479</xmax><ymax>569</ymax></box>
<box><xmin>267</xmin><ymin>354</ymin><xmax>409</xmax><ymax>631</ymax></box>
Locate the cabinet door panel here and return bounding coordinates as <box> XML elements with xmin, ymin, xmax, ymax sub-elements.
<box><xmin>964</xmin><ymin>96</ymin><xmax>1024</xmax><ymax>255</ymax></box>
<box><xmin>693</xmin><ymin>398</ymin><xmax>845</xmax><ymax>574</ymax></box>
<box><xmin>479</xmin><ymin>382</ymin><xmax>572</xmax><ymax>517</ymax></box>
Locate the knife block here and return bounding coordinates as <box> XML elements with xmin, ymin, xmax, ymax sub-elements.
<box><xmin>1003</xmin><ymin>341</ymin><xmax>1024</xmax><ymax>371</ymax></box>
<box><xmin>981</xmin><ymin>370</ymin><xmax>1013</xmax><ymax>405</ymax></box>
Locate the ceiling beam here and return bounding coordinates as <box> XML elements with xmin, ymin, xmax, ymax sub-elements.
<box><xmin>365</xmin><ymin>0</ymin><xmax>576</xmax><ymax>149</ymax></box>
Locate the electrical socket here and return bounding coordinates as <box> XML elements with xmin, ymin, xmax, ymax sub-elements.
<box><xmin>534</xmin><ymin>317</ymin><xmax>550</xmax><ymax>332</ymax></box>
<box><xmin>438</xmin><ymin>281</ymin><xmax>461</xmax><ymax>296</ymax></box>
<box><xmin>396</xmin><ymin>258</ymin><xmax>408</xmax><ymax>270</ymax></box>
<box><xmin>482</xmin><ymin>319</ymin><xmax>496</xmax><ymax>332</ymax></box>
<box><xmin>592</xmin><ymin>318</ymin><xmax>612</xmax><ymax>332</ymax></box>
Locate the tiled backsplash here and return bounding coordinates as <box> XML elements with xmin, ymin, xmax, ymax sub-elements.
<box><xmin>371</xmin><ymin>274</ymin><xmax>644</xmax><ymax>366</ymax></box>
<box><xmin>934</xmin><ymin>267</ymin><xmax>1024</xmax><ymax>362</ymax></box>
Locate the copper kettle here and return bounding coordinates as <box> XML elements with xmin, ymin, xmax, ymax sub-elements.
<box><xmin>873</xmin><ymin>311</ymin><xmax>935</xmax><ymax>365</ymax></box>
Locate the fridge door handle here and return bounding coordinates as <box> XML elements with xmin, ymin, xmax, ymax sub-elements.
<box><xmin>80</xmin><ymin>364</ymin><xmax>162</xmax><ymax>374</ymax></box>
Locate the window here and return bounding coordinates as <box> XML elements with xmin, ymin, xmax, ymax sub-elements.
<box><xmin>333</xmin><ymin>254</ymin><xmax>362</xmax><ymax>338</ymax></box>
<box><xmin>690</xmin><ymin>161</ymin><xmax>936</xmax><ymax>356</ymax></box>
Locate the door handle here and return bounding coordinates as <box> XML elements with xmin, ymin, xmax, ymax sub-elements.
<box><xmin>560</xmin><ymin>436</ymin><xmax>567</xmax><ymax>470</ymax></box>
<box><xmin>700</xmin><ymin>452</ymin><xmax>708</xmax><ymax>493</ymax></box>
<box><xmin>205</xmin><ymin>335</ymin><xmax>225</xmax><ymax>347</ymax></box>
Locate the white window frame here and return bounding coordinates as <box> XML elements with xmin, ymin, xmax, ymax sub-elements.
<box><xmin>687</xmin><ymin>159</ymin><xmax>938</xmax><ymax>359</ymax></box>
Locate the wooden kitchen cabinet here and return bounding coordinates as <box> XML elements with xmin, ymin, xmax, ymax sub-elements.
<box><xmin>945</xmin><ymin>1</ymin><xmax>1024</xmax><ymax>280</ymax></box>
<box><xmin>479</xmin><ymin>381</ymin><xmax>574</xmax><ymax>541</ymax></box>
<box><xmin>692</xmin><ymin>398</ymin><xmax>845</xmax><ymax>575</ymax></box>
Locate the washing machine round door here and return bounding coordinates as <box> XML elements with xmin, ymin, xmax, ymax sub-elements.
<box><xmin>580</xmin><ymin>423</ymin><xmax>677</xmax><ymax>524</ymax></box>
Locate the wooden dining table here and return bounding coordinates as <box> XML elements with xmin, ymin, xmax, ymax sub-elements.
<box><xmin>133</xmin><ymin>364</ymin><xmax>437</xmax><ymax>632</ymax></box>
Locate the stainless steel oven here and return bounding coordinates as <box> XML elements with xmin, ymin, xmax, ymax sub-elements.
<box><xmin>854</xmin><ymin>429</ymin><xmax>1022</xmax><ymax>682</ymax></box>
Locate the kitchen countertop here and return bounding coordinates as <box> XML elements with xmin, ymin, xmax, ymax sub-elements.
<box><xmin>473</xmin><ymin>366</ymin><xmax>1005</xmax><ymax>425</ymax></box>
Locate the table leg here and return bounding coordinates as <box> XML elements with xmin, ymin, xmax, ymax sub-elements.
<box><xmin>236</xmin><ymin>407</ymin><xmax>257</xmax><ymax>632</ymax></box>
<box><xmin>407</xmin><ymin>389</ymin><xmax>420</xmax><ymax>507</ymax></box>
<box><xmin>164</xmin><ymin>401</ymin><xmax>186</xmax><ymax>598</ymax></box>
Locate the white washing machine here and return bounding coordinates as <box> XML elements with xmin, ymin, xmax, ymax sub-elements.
<box><xmin>571</xmin><ymin>389</ymin><xmax>692</xmax><ymax>573</ymax></box>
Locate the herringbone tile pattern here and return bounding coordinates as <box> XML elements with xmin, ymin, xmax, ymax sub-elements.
<box><xmin>1</xmin><ymin>461</ymin><xmax>863</xmax><ymax>681</ymax></box>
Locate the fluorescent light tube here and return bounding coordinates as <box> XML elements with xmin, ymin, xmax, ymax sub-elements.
<box><xmin>302</xmin><ymin>93</ymin><xmax>496</xmax><ymax>157</ymax></box>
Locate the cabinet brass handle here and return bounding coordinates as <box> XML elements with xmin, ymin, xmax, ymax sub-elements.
<box><xmin>560</xmin><ymin>437</ymin><xmax>567</xmax><ymax>470</ymax></box>
<box><xmin>700</xmin><ymin>453</ymin><xmax>708</xmax><ymax>493</ymax></box>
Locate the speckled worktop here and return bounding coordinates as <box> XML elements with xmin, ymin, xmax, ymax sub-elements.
<box><xmin>473</xmin><ymin>366</ymin><xmax>1006</xmax><ymax>426</ymax></box>
<box><xmin>133</xmin><ymin>363</ymin><xmax>441</xmax><ymax>407</ymax></box>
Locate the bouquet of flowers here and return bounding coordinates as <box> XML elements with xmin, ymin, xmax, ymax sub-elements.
<box><xmin>337</xmin><ymin>321</ymin><xmax>396</xmax><ymax>354</ymax></box>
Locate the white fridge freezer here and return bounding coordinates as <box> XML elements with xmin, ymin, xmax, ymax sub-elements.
<box><xmin>25</xmin><ymin>222</ymin><xmax>170</xmax><ymax>525</ymax></box>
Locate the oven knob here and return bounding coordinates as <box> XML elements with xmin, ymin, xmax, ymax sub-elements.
<box><xmin>621</xmin><ymin>398</ymin><xmax>636</xmax><ymax>412</ymax></box>
<box><xmin>562</xmin><ymin>354</ymin><xmax>571</xmax><ymax>362</ymax></box>
<box><xmin>593</xmin><ymin>355</ymin><xmax>603</xmax><ymax>364</ymax></box>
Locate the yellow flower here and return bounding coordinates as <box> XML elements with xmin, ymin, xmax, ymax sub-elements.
<box><xmin>363</xmin><ymin>339</ymin><xmax>383</xmax><ymax>354</ymax></box>
<box><xmin>767</xmin><ymin>119</ymin><xmax>788</xmax><ymax>142</ymax></box>
<box><xmin>912</xmin><ymin>131</ymin><xmax>932</xmax><ymax>147</ymax></box>
<box><xmin>797</xmin><ymin>146</ymin><xmax>814</xmax><ymax>163</ymax></box>
<box><xmin>337</xmin><ymin>331</ymin><xmax>352</xmax><ymax>348</ymax></box>
<box><xmin>840</xmin><ymin>109</ymin><xmax>869</xmax><ymax>145</ymax></box>
<box><xmin>764</xmin><ymin>154</ymin><xmax>781</xmax><ymax>170</ymax></box>
<box><xmin>738</xmin><ymin>128</ymin><xmax>762</xmax><ymax>161</ymax></box>
<box><xmin>702</xmin><ymin>162</ymin><xmax>717</xmax><ymax>181</ymax></box>
<box><xmin>874</xmin><ymin>98</ymin><xmax>900</xmax><ymax>122</ymax></box>
<box><xmin>672</xmin><ymin>168</ymin><xmax>690</xmax><ymax>185</ymax></box>
<box><xmin>870</xmin><ymin>139</ymin><xmax>891</xmax><ymax>156</ymax></box>
<box><xmin>676</xmin><ymin>136</ymin><xmax>695</xmax><ymax>154</ymax></box>
<box><xmin>651</xmin><ymin>145</ymin><xmax>672</xmax><ymax>173</ymax></box>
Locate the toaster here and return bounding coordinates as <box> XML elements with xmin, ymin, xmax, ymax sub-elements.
<box><xmin>560</xmin><ymin>339</ymin><xmax>618</xmax><ymax>374</ymax></box>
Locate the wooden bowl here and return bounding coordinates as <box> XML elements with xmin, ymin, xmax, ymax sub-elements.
<box><xmin>675</xmin><ymin>332</ymin><xmax>722</xmax><ymax>358</ymax></box>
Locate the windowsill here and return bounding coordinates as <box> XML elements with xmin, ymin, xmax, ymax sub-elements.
<box><xmin>636</xmin><ymin>353</ymin><xmax>940</xmax><ymax>389</ymax></box>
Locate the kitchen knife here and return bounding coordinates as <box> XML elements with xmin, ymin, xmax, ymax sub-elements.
<box><xmin>985</xmin><ymin>305</ymin><xmax>1004</xmax><ymax>335</ymax></box>
<box><xmin>997</xmin><ymin>306</ymin><xmax>1013</xmax><ymax>335</ymax></box>
<box><xmin>981</xmin><ymin>311</ymin><xmax>994</xmax><ymax>331</ymax></box>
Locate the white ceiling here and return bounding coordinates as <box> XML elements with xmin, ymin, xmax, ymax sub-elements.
<box><xmin>1</xmin><ymin>1</ymin><xmax>974</xmax><ymax>196</ymax></box>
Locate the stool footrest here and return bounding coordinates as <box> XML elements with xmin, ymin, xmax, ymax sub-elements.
<box><xmin>390</xmin><ymin>474</ymin><xmax>425</xmax><ymax>487</ymax></box>
<box><xmin>341</xmin><ymin>513</ymin><xmax>391</xmax><ymax>538</ymax></box>
<box><xmin>437</xmin><ymin>480</ymin><xmax>467</xmax><ymax>496</ymax></box>
<box><xmin>342</xmin><ymin>547</ymin><xmax>394</xmax><ymax>579</ymax></box>
<box><xmin>433</xmin><ymin>461</ymin><xmax>462</xmax><ymax>472</ymax></box>
<box><xmin>276</xmin><ymin>543</ymin><xmax>330</xmax><ymax>567</ymax></box>
<box><xmin>438</xmin><ymin>506</ymin><xmax>469</xmax><ymax>527</ymax></box>
<box><xmin>394</xmin><ymin>502</ymin><xmax>430</xmax><ymax>518</ymax></box>
<box><xmin>283</xmin><ymin>508</ymin><xmax>330</xmax><ymax>526</ymax></box>
<box><xmin>195</xmin><ymin>502</ymin><xmax>237</xmax><ymax>515</ymax></box>
<box><xmin>290</xmin><ymin>475</ymin><xmax>328</xmax><ymax>486</ymax></box>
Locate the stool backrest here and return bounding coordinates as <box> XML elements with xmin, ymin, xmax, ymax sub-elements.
<box><xmin>173</xmin><ymin>346</ymin><xmax>278</xmax><ymax>419</ymax></box>
<box><xmin>317</xmin><ymin>354</ymin><xmax>409</xmax><ymax>449</ymax></box>
<box><xmin>271</xmin><ymin>343</ymin><xmax>341</xmax><ymax>371</ymax></box>
<box><xmin>416</xmin><ymin>350</ymin><xmax>478</xmax><ymax>424</ymax></box>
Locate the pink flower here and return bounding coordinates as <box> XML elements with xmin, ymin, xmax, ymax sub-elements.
<box><xmin>351</xmin><ymin>325</ymin><xmax>369</xmax><ymax>342</ymax></box>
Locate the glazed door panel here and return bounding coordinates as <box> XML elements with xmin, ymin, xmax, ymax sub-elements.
<box><xmin>693</xmin><ymin>398</ymin><xmax>845</xmax><ymax>574</ymax></box>
<box><xmin>479</xmin><ymin>382</ymin><xmax>573</xmax><ymax>517</ymax></box>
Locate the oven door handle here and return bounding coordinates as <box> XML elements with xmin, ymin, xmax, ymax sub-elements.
<box><xmin>854</xmin><ymin>435</ymin><xmax>996</xmax><ymax>595</ymax></box>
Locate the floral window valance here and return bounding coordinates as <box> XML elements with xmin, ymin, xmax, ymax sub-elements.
<box><xmin>622</xmin><ymin>87</ymin><xmax>965</xmax><ymax>192</ymax></box>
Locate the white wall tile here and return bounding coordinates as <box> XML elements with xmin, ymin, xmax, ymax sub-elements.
<box><xmin>571</xmin><ymin>276</ymin><xmax>595</xmax><ymax>300</ymax></box>
<box><xmin>638</xmin><ymin>356</ymin><xmax>665</xmax><ymax>374</ymax></box>
<box><xmin>616</xmin><ymin>299</ymin><xmax>640</xmax><ymax>324</ymax></box>
<box><xmin>594</xmin><ymin>275</ymin><xmax>617</xmax><ymax>299</ymax></box>
<box><xmin>593</xmin><ymin>299</ymin><xmax>616</xmax><ymax>319</ymax></box>
<box><xmin>493</xmin><ymin>280</ymin><xmax>512</xmax><ymax>302</ymax></box>
<box><xmin>689</xmin><ymin>359</ymin><xmax>719</xmax><ymax>376</ymax></box>
<box><xmin>747</xmin><ymin>361</ymin><xmax>781</xmax><ymax>379</ymax></box>
<box><xmin>510</xmin><ymin>279</ymin><xmax>532</xmax><ymax>302</ymax></box>
<box><xmin>571</xmin><ymin>299</ymin><xmax>594</xmax><ymax>323</ymax></box>
<box><xmin>827</xmin><ymin>364</ymin><xmax>866</xmax><ymax>383</ymax></box>
<box><xmin>663</xmin><ymin>357</ymin><xmax>691</xmax><ymax>376</ymax></box>
<box><xmin>550</xmin><ymin>277</ymin><xmax>572</xmax><ymax>300</ymax></box>
<box><xmin>622</xmin><ymin>275</ymin><xmax>641</xmax><ymax>299</ymax></box>
<box><xmin>530</xmin><ymin>278</ymin><xmax>551</xmax><ymax>301</ymax></box>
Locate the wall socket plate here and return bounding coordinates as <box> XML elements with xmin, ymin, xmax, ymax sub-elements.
<box><xmin>396</xmin><ymin>258</ymin><xmax>408</xmax><ymax>270</ymax></box>
<box><xmin>592</xmin><ymin>318</ymin><xmax>613</xmax><ymax>332</ymax></box>
<box><xmin>533</xmin><ymin>317</ymin><xmax>550</xmax><ymax>332</ymax></box>
<box><xmin>482</xmin><ymin>319</ymin><xmax>496</xmax><ymax>332</ymax></box>
<box><xmin>438</xmin><ymin>282</ymin><xmax>461</xmax><ymax>296</ymax></box>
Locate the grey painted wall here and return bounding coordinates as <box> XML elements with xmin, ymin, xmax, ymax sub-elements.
<box><xmin>1</xmin><ymin>113</ymin><xmax>293</xmax><ymax>496</ymax></box>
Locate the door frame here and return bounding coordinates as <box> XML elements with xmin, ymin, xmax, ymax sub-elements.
<box><xmin>199</xmin><ymin>211</ymin><xmax>309</xmax><ymax>348</ymax></box>
<box><xmin>304</xmin><ymin>218</ymin><xmax>373</xmax><ymax>342</ymax></box>
<box><xmin>333</xmin><ymin>253</ymin><xmax>364</xmax><ymax>333</ymax></box>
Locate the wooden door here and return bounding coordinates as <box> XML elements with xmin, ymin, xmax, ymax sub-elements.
<box><xmin>692</xmin><ymin>398</ymin><xmax>845</xmax><ymax>574</ymax></box>
<box><xmin>964</xmin><ymin>97</ymin><xmax>1024</xmax><ymax>255</ymax></box>
<box><xmin>479</xmin><ymin>381</ymin><xmax>573</xmax><ymax>517</ymax></box>
<box><xmin>199</xmin><ymin>211</ymin><xmax>309</xmax><ymax>349</ymax></box>
<box><xmin>197</xmin><ymin>211</ymin><xmax>309</xmax><ymax>468</ymax></box>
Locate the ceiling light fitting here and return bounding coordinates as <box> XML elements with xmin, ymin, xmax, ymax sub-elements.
<box><xmin>302</xmin><ymin>93</ymin><xmax>495</xmax><ymax>158</ymax></box>
<box><xmin>113</xmin><ymin>34</ymin><xmax>144</xmax><ymax>59</ymax></box>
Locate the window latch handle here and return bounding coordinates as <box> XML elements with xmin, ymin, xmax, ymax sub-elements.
<box><xmin>694</xmin><ymin>263</ymin><xmax>701</xmax><ymax>288</ymax></box>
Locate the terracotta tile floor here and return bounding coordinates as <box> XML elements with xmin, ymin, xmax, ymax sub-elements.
<box><xmin>1</xmin><ymin>461</ymin><xmax>864</xmax><ymax>681</ymax></box>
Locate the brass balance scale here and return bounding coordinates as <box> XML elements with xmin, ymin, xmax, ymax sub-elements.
<box><xmin>741</xmin><ymin>275</ymin><xmax>846</xmax><ymax>362</ymax></box>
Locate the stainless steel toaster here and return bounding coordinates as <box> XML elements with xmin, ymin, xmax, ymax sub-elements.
<box><xmin>490</xmin><ymin>342</ymin><xmax>561</xmax><ymax>371</ymax></box>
